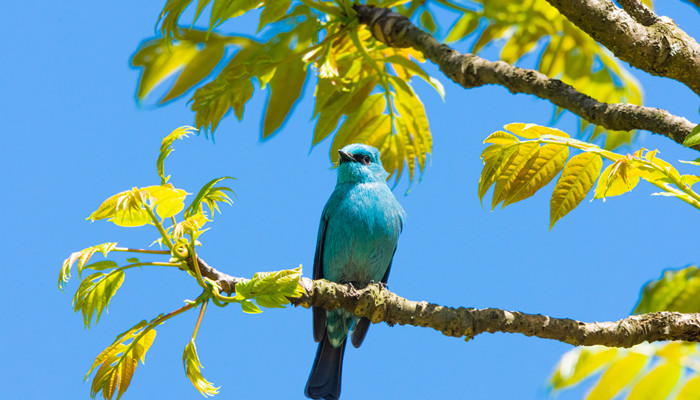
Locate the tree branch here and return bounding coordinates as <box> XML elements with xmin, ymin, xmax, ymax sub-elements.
<box><xmin>683</xmin><ymin>0</ymin><xmax>700</xmax><ymax>12</ymax></box>
<box><xmin>193</xmin><ymin>257</ymin><xmax>700</xmax><ymax>348</ymax></box>
<box><xmin>543</xmin><ymin>0</ymin><xmax>700</xmax><ymax>96</ymax></box>
<box><xmin>617</xmin><ymin>0</ymin><xmax>659</xmax><ymax>26</ymax></box>
<box><xmin>351</xmin><ymin>5</ymin><xmax>697</xmax><ymax>148</ymax></box>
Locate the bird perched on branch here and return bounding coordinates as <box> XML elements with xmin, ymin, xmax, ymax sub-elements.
<box><xmin>305</xmin><ymin>143</ymin><xmax>404</xmax><ymax>400</ymax></box>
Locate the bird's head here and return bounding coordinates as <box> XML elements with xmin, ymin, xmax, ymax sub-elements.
<box><xmin>336</xmin><ymin>143</ymin><xmax>388</xmax><ymax>184</ymax></box>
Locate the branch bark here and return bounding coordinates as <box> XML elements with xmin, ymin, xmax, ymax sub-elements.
<box><xmin>351</xmin><ymin>5</ymin><xmax>697</xmax><ymax>148</ymax></box>
<box><xmin>544</xmin><ymin>0</ymin><xmax>700</xmax><ymax>95</ymax></box>
<box><xmin>193</xmin><ymin>257</ymin><xmax>700</xmax><ymax>348</ymax></box>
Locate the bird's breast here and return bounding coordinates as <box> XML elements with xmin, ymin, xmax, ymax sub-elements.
<box><xmin>322</xmin><ymin>183</ymin><xmax>403</xmax><ymax>284</ymax></box>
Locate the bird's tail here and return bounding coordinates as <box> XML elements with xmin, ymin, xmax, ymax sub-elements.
<box><xmin>305</xmin><ymin>334</ymin><xmax>347</xmax><ymax>400</ymax></box>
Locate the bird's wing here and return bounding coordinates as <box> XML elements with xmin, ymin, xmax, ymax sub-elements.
<box><xmin>312</xmin><ymin>216</ymin><xmax>328</xmax><ymax>343</ymax></box>
<box><xmin>351</xmin><ymin>245</ymin><xmax>397</xmax><ymax>348</ymax></box>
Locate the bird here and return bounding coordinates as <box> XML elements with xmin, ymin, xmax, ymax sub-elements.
<box><xmin>305</xmin><ymin>143</ymin><xmax>405</xmax><ymax>400</ymax></box>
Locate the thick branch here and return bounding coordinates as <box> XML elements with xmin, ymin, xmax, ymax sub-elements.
<box><xmin>684</xmin><ymin>0</ymin><xmax>700</xmax><ymax>12</ymax></box>
<box><xmin>352</xmin><ymin>5</ymin><xmax>697</xmax><ymax>148</ymax></box>
<box><xmin>544</xmin><ymin>0</ymin><xmax>700</xmax><ymax>95</ymax></box>
<box><xmin>193</xmin><ymin>257</ymin><xmax>700</xmax><ymax>347</ymax></box>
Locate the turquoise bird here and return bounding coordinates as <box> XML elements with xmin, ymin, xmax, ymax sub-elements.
<box><xmin>305</xmin><ymin>144</ymin><xmax>404</xmax><ymax>400</ymax></box>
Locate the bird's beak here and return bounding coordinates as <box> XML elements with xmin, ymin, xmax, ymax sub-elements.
<box><xmin>338</xmin><ymin>150</ymin><xmax>354</xmax><ymax>164</ymax></box>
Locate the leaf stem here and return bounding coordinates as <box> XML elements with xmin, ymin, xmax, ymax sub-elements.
<box><xmin>192</xmin><ymin>301</ymin><xmax>208</xmax><ymax>340</ymax></box>
<box><xmin>145</xmin><ymin>206</ymin><xmax>175</xmax><ymax>250</ymax></box>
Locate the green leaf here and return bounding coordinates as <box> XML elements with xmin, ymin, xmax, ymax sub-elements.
<box><xmin>683</xmin><ymin>124</ymin><xmax>700</xmax><ymax>147</ymax></box>
<box><xmin>634</xmin><ymin>266</ymin><xmax>700</xmax><ymax>314</ymax></box>
<box><xmin>258</xmin><ymin>0</ymin><xmax>292</xmax><ymax>31</ymax></box>
<box><xmin>419</xmin><ymin>9</ymin><xmax>437</xmax><ymax>34</ymax></box>
<box><xmin>161</xmin><ymin>44</ymin><xmax>226</xmax><ymax>104</ymax></box>
<box><xmin>132</xmin><ymin>40</ymin><xmax>199</xmax><ymax>102</ymax></box>
<box><xmin>262</xmin><ymin>59</ymin><xmax>307</xmax><ymax>138</ymax></box>
<box><xmin>549</xmin><ymin>153</ymin><xmax>603</xmax><ymax>229</ymax></box>
<box><xmin>183</xmin><ymin>339</ymin><xmax>219</xmax><ymax>397</ymax></box>
<box><xmin>240</xmin><ymin>300</ymin><xmax>262</xmax><ymax>314</ymax></box>
<box><xmin>478</xmin><ymin>145</ymin><xmax>519</xmax><ymax>204</ymax></box>
<box><xmin>585</xmin><ymin>352</ymin><xmax>647</xmax><ymax>400</ymax></box>
<box><xmin>234</xmin><ymin>267</ymin><xmax>304</xmax><ymax>310</ymax></box>
<box><xmin>158</xmin><ymin>126</ymin><xmax>196</xmax><ymax>185</ymax></box>
<box><xmin>73</xmin><ymin>270</ymin><xmax>125</xmax><ymax>329</ymax></box>
<box><xmin>445</xmin><ymin>12</ymin><xmax>480</xmax><ymax>43</ymax></box>
<box><xmin>184</xmin><ymin>176</ymin><xmax>235</xmax><ymax>218</ymax></box>
<box><xmin>59</xmin><ymin>242</ymin><xmax>117</xmax><ymax>290</ymax></box>
<box><xmin>85</xmin><ymin>260</ymin><xmax>119</xmax><ymax>272</ymax></box>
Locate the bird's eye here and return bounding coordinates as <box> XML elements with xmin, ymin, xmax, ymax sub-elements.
<box><xmin>362</xmin><ymin>155</ymin><xmax>371</xmax><ymax>165</ymax></box>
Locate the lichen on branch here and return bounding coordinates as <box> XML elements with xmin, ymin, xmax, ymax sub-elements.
<box><xmin>192</xmin><ymin>256</ymin><xmax>700</xmax><ymax>347</ymax></box>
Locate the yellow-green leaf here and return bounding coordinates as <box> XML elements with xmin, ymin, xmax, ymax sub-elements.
<box><xmin>158</xmin><ymin>126</ymin><xmax>196</xmax><ymax>185</ymax></box>
<box><xmin>88</xmin><ymin>321</ymin><xmax>157</xmax><ymax>400</ymax></box>
<box><xmin>263</xmin><ymin>59</ymin><xmax>307</xmax><ymax>138</ymax></box>
<box><xmin>161</xmin><ymin>43</ymin><xmax>226</xmax><ymax>104</ymax></box>
<box><xmin>258</xmin><ymin>0</ymin><xmax>291</xmax><ymax>32</ymax></box>
<box><xmin>419</xmin><ymin>9</ymin><xmax>437</xmax><ymax>34</ymax></box>
<box><xmin>183</xmin><ymin>339</ymin><xmax>219</xmax><ymax>397</ymax></box>
<box><xmin>550</xmin><ymin>152</ymin><xmax>603</xmax><ymax>229</ymax></box>
<box><xmin>73</xmin><ymin>270</ymin><xmax>125</xmax><ymax>329</ymax></box>
<box><xmin>503</xmin><ymin>144</ymin><xmax>569</xmax><ymax>206</ymax></box>
<box><xmin>626</xmin><ymin>361</ymin><xmax>681</xmax><ymax>400</ymax></box>
<box><xmin>478</xmin><ymin>145</ymin><xmax>519</xmax><ymax>203</ymax></box>
<box><xmin>132</xmin><ymin>40</ymin><xmax>199</xmax><ymax>102</ymax></box>
<box><xmin>491</xmin><ymin>142</ymin><xmax>540</xmax><ymax>209</ymax></box>
<box><xmin>59</xmin><ymin>242</ymin><xmax>118</xmax><ymax>290</ymax></box>
<box><xmin>87</xmin><ymin>185</ymin><xmax>187</xmax><ymax>227</ymax></box>
<box><xmin>550</xmin><ymin>346</ymin><xmax>619</xmax><ymax>390</ymax></box>
<box><xmin>484</xmin><ymin>131</ymin><xmax>519</xmax><ymax>145</ymax></box>
<box><xmin>585</xmin><ymin>352</ymin><xmax>647</xmax><ymax>400</ymax></box>
<box><xmin>594</xmin><ymin>160</ymin><xmax>641</xmax><ymax>200</ymax></box>
<box><xmin>634</xmin><ymin>266</ymin><xmax>700</xmax><ymax>314</ymax></box>
<box><xmin>677</xmin><ymin>374</ymin><xmax>700</xmax><ymax>400</ymax></box>
<box><xmin>445</xmin><ymin>12</ymin><xmax>480</xmax><ymax>43</ymax></box>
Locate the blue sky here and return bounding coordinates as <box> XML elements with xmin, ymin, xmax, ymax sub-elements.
<box><xmin>3</xmin><ymin>1</ymin><xmax>700</xmax><ymax>399</ymax></box>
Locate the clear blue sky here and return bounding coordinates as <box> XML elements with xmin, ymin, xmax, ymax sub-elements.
<box><xmin>3</xmin><ymin>1</ymin><xmax>700</xmax><ymax>399</ymax></box>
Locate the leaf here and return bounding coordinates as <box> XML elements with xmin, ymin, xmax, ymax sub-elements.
<box><xmin>258</xmin><ymin>0</ymin><xmax>292</xmax><ymax>32</ymax></box>
<box><xmin>59</xmin><ymin>242</ymin><xmax>117</xmax><ymax>290</ymax></box>
<box><xmin>478</xmin><ymin>145</ymin><xmax>519</xmax><ymax>204</ymax></box>
<box><xmin>184</xmin><ymin>176</ymin><xmax>235</xmax><ymax>218</ymax></box>
<box><xmin>86</xmin><ymin>184</ymin><xmax>188</xmax><ymax>227</ymax></box>
<box><xmin>491</xmin><ymin>142</ymin><xmax>540</xmax><ymax>209</ymax></box>
<box><xmin>173</xmin><ymin>213</ymin><xmax>210</xmax><ymax>241</ymax></box>
<box><xmin>445</xmin><ymin>12</ymin><xmax>480</xmax><ymax>43</ymax></box>
<box><xmin>483</xmin><ymin>131</ymin><xmax>519</xmax><ymax>145</ymax></box>
<box><xmin>626</xmin><ymin>361</ymin><xmax>681</xmax><ymax>400</ymax></box>
<box><xmin>683</xmin><ymin>124</ymin><xmax>700</xmax><ymax>147</ymax></box>
<box><xmin>161</xmin><ymin>43</ymin><xmax>226</xmax><ymax>104</ymax></box>
<box><xmin>634</xmin><ymin>266</ymin><xmax>700</xmax><ymax>314</ymax></box>
<box><xmin>262</xmin><ymin>58</ymin><xmax>307</xmax><ymax>138</ymax></box>
<box><xmin>594</xmin><ymin>159</ymin><xmax>641</xmax><ymax>200</ymax></box>
<box><xmin>585</xmin><ymin>352</ymin><xmax>647</xmax><ymax>400</ymax></box>
<box><xmin>419</xmin><ymin>9</ymin><xmax>437</xmax><ymax>34</ymax></box>
<box><xmin>87</xmin><ymin>320</ymin><xmax>157</xmax><ymax>400</ymax></box>
<box><xmin>550</xmin><ymin>153</ymin><xmax>603</xmax><ymax>229</ymax></box>
<box><xmin>550</xmin><ymin>346</ymin><xmax>619</xmax><ymax>390</ymax></box>
<box><xmin>502</xmin><ymin>144</ymin><xmax>569</xmax><ymax>206</ymax></box>
<box><xmin>234</xmin><ymin>267</ymin><xmax>304</xmax><ymax>310</ymax></box>
<box><xmin>157</xmin><ymin>126</ymin><xmax>196</xmax><ymax>185</ymax></box>
<box><xmin>73</xmin><ymin>270</ymin><xmax>125</xmax><ymax>329</ymax></box>
<box><xmin>678</xmin><ymin>375</ymin><xmax>700</xmax><ymax>400</ymax></box>
<box><xmin>183</xmin><ymin>339</ymin><xmax>219</xmax><ymax>397</ymax></box>
<box><xmin>132</xmin><ymin>40</ymin><xmax>199</xmax><ymax>102</ymax></box>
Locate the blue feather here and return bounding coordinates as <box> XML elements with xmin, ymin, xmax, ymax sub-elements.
<box><xmin>305</xmin><ymin>144</ymin><xmax>404</xmax><ymax>400</ymax></box>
